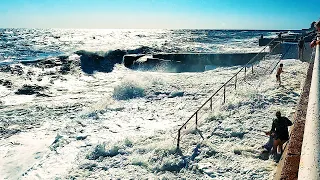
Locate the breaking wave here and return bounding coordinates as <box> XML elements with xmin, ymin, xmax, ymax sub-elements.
<box><xmin>112</xmin><ymin>81</ymin><xmax>146</xmax><ymax>100</ymax></box>
<box><xmin>73</xmin><ymin>46</ymin><xmax>157</xmax><ymax>74</ymax></box>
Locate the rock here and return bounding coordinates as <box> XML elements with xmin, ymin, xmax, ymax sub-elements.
<box><xmin>0</xmin><ymin>127</ymin><xmax>21</xmax><ymax>139</ymax></box>
<box><xmin>12</xmin><ymin>65</ymin><xmax>24</xmax><ymax>75</ymax></box>
<box><xmin>230</xmin><ymin>131</ymin><xmax>246</xmax><ymax>139</ymax></box>
<box><xmin>0</xmin><ymin>65</ymin><xmax>11</xmax><ymax>73</ymax></box>
<box><xmin>38</xmin><ymin>58</ymin><xmax>60</xmax><ymax>68</ymax></box>
<box><xmin>205</xmin><ymin>148</ymin><xmax>218</xmax><ymax>157</ymax></box>
<box><xmin>0</xmin><ymin>65</ymin><xmax>23</xmax><ymax>75</ymax></box>
<box><xmin>34</xmin><ymin>57</ymin><xmax>77</xmax><ymax>74</ymax></box>
<box><xmin>123</xmin><ymin>54</ymin><xmax>145</xmax><ymax>67</ymax></box>
<box><xmin>76</xmin><ymin>50</ymin><xmax>126</xmax><ymax>74</ymax></box>
<box><xmin>36</xmin><ymin>92</ymin><xmax>51</xmax><ymax>97</ymax></box>
<box><xmin>15</xmin><ymin>84</ymin><xmax>48</xmax><ymax>95</ymax></box>
<box><xmin>168</xmin><ymin>91</ymin><xmax>184</xmax><ymax>98</ymax></box>
<box><xmin>0</xmin><ymin>79</ymin><xmax>12</xmax><ymax>88</ymax></box>
<box><xmin>76</xmin><ymin>135</ymin><xmax>88</xmax><ymax>140</ymax></box>
<box><xmin>234</xmin><ymin>149</ymin><xmax>242</xmax><ymax>155</ymax></box>
<box><xmin>154</xmin><ymin>91</ymin><xmax>170</xmax><ymax>96</ymax></box>
<box><xmin>60</xmin><ymin>64</ymin><xmax>71</xmax><ymax>74</ymax></box>
<box><xmin>27</xmin><ymin>70</ymin><xmax>35</xmax><ymax>76</ymax></box>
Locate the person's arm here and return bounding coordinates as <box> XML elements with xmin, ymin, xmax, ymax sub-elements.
<box><xmin>286</xmin><ymin>117</ymin><xmax>293</xmax><ymax>126</ymax></box>
<box><xmin>311</xmin><ymin>34</ymin><xmax>320</xmax><ymax>48</ymax></box>
<box><xmin>266</xmin><ymin>120</ymin><xmax>276</xmax><ymax>135</ymax></box>
<box><xmin>311</xmin><ymin>40</ymin><xmax>320</xmax><ymax>48</ymax></box>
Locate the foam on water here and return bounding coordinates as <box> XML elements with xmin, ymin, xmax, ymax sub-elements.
<box><xmin>112</xmin><ymin>81</ymin><xmax>146</xmax><ymax>100</ymax></box>
<box><xmin>0</xmin><ymin>55</ymin><xmax>308</xmax><ymax>179</ymax></box>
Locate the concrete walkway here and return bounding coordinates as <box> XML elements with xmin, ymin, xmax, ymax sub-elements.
<box><xmin>273</xmin><ymin>62</ymin><xmax>314</xmax><ymax>180</ymax></box>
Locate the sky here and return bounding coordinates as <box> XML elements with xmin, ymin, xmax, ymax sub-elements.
<box><xmin>0</xmin><ymin>0</ymin><xmax>319</xmax><ymax>29</ymax></box>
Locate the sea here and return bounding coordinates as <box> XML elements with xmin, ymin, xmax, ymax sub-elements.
<box><xmin>0</xmin><ymin>29</ymin><xmax>308</xmax><ymax>179</ymax></box>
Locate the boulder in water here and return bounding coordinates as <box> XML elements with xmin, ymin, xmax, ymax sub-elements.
<box><xmin>123</xmin><ymin>54</ymin><xmax>145</xmax><ymax>68</ymax></box>
<box><xmin>15</xmin><ymin>84</ymin><xmax>48</xmax><ymax>95</ymax></box>
<box><xmin>59</xmin><ymin>63</ymin><xmax>71</xmax><ymax>74</ymax></box>
<box><xmin>36</xmin><ymin>58</ymin><xmax>62</xmax><ymax>68</ymax></box>
<box><xmin>76</xmin><ymin>50</ymin><xmax>126</xmax><ymax>74</ymax></box>
<box><xmin>0</xmin><ymin>65</ymin><xmax>24</xmax><ymax>75</ymax></box>
<box><xmin>76</xmin><ymin>135</ymin><xmax>88</xmax><ymax>140</ymax></box>
<box><xmin>168</xmin><ymin>91</ymin><xmax>184</xmax><ymax>98</ymax></box>
<box><xmin>0</xmin><ymin>79</ymin><xmax>12</xmax><ymax>88</ymax></box>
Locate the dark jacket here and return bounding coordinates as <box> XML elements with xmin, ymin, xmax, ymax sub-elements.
<box><xmin>271</xmin><ymin>116</ymin><xmax>292</xmax><ymax>141</ymax></box>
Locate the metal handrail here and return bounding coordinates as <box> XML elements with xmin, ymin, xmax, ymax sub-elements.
<box><xmin>176</xmin><ymin>35</ymin><xmax>283</xmax><ymax>149</ymax></box>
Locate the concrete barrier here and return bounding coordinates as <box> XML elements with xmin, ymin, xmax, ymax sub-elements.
<box><xmin>302</xmin><ymin>43</ymin><xmax>314</xmax><ymax>62</ymax></box>
<box><xmin>123</xmin><ymin>54</ymin><xmax>145</xmax><ymax>67</ymax></box>
<box><xmin>298</xmin><ymin>37</ymin><xmax>320</xmax><ymax>180</ymax></box>
<box><xmin>259</xmin><ymin>36</ymin><xmax>314</xmax><ymax>46</ymax></box>
<box><xmin>123</xmin><ymin>52</ymin><xmax>268</xmax><ymax>72</ymax></box>
<box><xmin>152</xmin><ymin>53</ymin><xmax>267</xmax><ymax>66</ymax></box>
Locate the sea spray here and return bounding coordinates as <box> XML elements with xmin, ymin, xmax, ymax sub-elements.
<box><xmin>113</xmin><ymin>81</ymin><xmax>146</xmax><ymax>100</ymax></box>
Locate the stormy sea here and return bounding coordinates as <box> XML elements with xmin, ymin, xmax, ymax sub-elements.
<box><xmin>0</xmin><ymin>29</ymin><xmax>308</xmax><ymax>179</ymax></box>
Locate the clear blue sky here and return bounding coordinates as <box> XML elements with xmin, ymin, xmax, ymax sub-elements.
<box><xmin>0</xmin><ymin>0</ymin><xmax>319</xmax><ymax>29</ymax></box>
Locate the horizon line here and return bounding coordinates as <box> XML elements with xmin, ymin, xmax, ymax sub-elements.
<box><xmin>0</xmin><ymin>27</ymin><xmax>303</xmax><ymax>31</ymax></box>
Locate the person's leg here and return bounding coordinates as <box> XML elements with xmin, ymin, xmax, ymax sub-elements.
<box><xmin>279</xmin><ymin>140</ymin><xmax>287</xmax><ymax>154</ymax></box>
<box><xmin>278</xmin><ymin>141</ymin><xmax>283</xmax><ymax>154</ymax></box>
<box><xmin>279</xmin><ymin>75</ymin><xmax>281</xmax><ymax>85</ymax></box>
<box><xmin>272</xmin><ymin>139</ymin><xmax>281</xmax><ymax>154</ymax></box>
<box><xmin>299</xmin><ymin>48</ymin><xmax>301</xmax><ymax>59</ymax></box>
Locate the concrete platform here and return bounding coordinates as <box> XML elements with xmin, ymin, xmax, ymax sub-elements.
<box><xmin>123</xmin><ymin>52</ymin><xmax>267</xmax><ymax>72</ymax></box>
<box><xmin>259</xmin><ymin>36</ymin><xmax>314</xmax><ymax>46</ymax></box>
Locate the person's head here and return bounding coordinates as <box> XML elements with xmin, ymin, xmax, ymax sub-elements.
<box><xmin>280</xmin><ymin>63</ymin><xmax>283</xmax><ymax>67</ymax></box>
<box><xmin>314</xmin><ymin>21</ymin><xmax>320</xmax><ymax>31</ymax></box>
<box><xmin>311</xmin><ymin>21</ymin><xmax>316</xmax><ymax>29</ymax></box>
<box><xmin>276</xmin><ymin>111</ymin><xmax>281</xmax><ymax>118</ymax></box>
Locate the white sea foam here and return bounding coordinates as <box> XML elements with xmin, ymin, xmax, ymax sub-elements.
<box><xmin>0</xmin><ymin>56</ymin><xmax>308</xmax><ymax>179</ymax></box>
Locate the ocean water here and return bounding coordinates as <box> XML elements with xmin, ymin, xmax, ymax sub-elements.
<box><xmin>0</xmin><ymin>29</ymin><xmax>284</xmax><ymax>63</ymax></box>
<box><xmin>0</xmin><ymin>29</ymin><xmax>308</xmax><ymax>179</ymax></box>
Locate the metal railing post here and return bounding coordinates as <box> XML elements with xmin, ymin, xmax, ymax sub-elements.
<box><xmin>223</xmin><ymin>85</ymin><xmax>226</xmax><ymax>104</ymax></box>
<box><xmin>244</xmin><ymin>67</ymin><xmax>247</xmax><ymax>80</ymax></box>
<box><xmin>252</xmin><ymin>65</ymin><xmax>254</xmax><ymax>74</ymax></box>
<box><xmin>210</xmin><ymin>98</ymin><xmax>213</xmax><ymax>111</ymax></box>
<box><xmin>177</xmin><ymin>130</ymin><xmax>181</xmax><ymax>149</ymax></box>
<box><xmin>298</xmin><ymin>36</ymin><xmax>320</xmax><ymax>180</ymax></box>
<box><xmin>235</xmin><ymin>75</ymin><xmax>237</xmax><ymax>90</ymax></box>
<box><xmin>195</xmin><ymin>112</ymin><xmax>198</xmax><ymax>128</ymax></box>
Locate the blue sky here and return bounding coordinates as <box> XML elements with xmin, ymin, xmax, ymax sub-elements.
<box><xmin>0</xmin><ymin>0</ymin><xmax>319</xmax><ymax>29</ymax></box>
